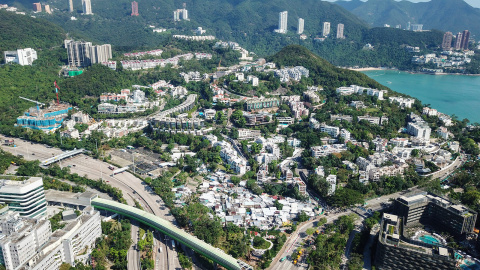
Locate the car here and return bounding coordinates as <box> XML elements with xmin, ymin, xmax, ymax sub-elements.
<box><xmin>32</xmin><ymin>153</ymin><xmax>35</xmax><ymax>155</ymax></box>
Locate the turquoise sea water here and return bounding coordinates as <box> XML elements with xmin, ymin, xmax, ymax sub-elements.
<box><xmin>362</xmin><ymin>70</ymin><xmax>480</xmax><ymax>123</ymax></box>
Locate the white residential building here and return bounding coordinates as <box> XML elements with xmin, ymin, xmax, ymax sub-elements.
<box><xmin>336</xmin><ymin>23</ymin><xmax>345</xmax><ymax>39</ymax></box>
<box><xmin>320</xmin><ymin>123</ymin><xmax>340</xmax><ymax>137</ymax></box>
<box><xmin>298</xmin><ymin>18</ymin><xmax>304</xmax><ymax>34</ymax></box>
<box><xmin>315</xmin><ymin>166</ymin><xmax>325</xmax><ymax>177</ymax></box>
<box><xmin>0</xmin><ymin>206</ymin><xmax>101</xmax><ymax>270</ymax></box>
<box><xmin>236</xmin><ymin>73</ymin><xmax>245</xmax><ymax>81</ymax></box>
<box><xmin>237</xmin><ymin>129</ymin><xmax>262</xmax><ymax>140</ymax></box>
<box><xmin>247</xmin><ymin>75</ymin><xmax>259</xmax><ymax>86</ymax></box>
<box><xmin>340</xmin><ymin>129</ymin><xmax>351</xmax><ymax>141</ymax></box>
<box><xmin>82</xmin><ymin>0</ymin><xmax>92</xmax><ymax>15</ymax></box>
<box><xmin>311</xmin><ymin>144</ymin><xmax>347</xmax><ymax>158</ymax></box>
<box><xmin>204</xmin><ymin>109</ymin><xmax>216</xmax><ymax>120</ymax></box>
<box><xmin>275</xmin><ymin>11</ymin><xmax>288</xmax><ymax>34</ymax></box>
<box><xmin>132</xmin><ymin>89</ymin><xmax>146</xmax><ymax>103</ymax></box>
<box><xmin>389</xmin><ymin>137</ymin><xmax>409</xmax><ymax>148</ymax></box>
<box><xmin>4</xmin><ymin>48</ymin><xmax>37</xmax><ymax>66</ymax></box>
<box><xmin>217</xmin><ymin>141</ymin><xmax>247</xmax><ymax>175</ymax></box>
<box><xmin>326</xmin><ymin>175</ymin><xmax>336</xmax><ymax>195</ymax></box>
<box><xmin>275</xmin><ymin>66</ymin><xmax>309</xmax><ymax>82</ymax></box>
<box><xmin>389</xmin><ymin>97</ymin><xmax>416</xmax><ymax>108</ymax></box>
<box><xmin>336</xmin><ymin>86</ymin><xmax>355</xmax><ymax>95</ymax></box>
<box><xmin>323</xmin><ymin>22</ymin><xmax>331</xmax><ymax>36</ymax></box>
<box><xmin>423</xmin><ymin>107</ymin><xmax>438</xmax><ymax>116</ymax></box>
<box><xmin>0</xmin><ymin>211</ymin><xmax>51</xmax><ymax>270</ymax></box>
<box><xmin>407</xmin><ymin>121</ymin><xmax>431</xmax><ymax>141</ymax></box>
<box><xmin>437</xmin><ymin>126</ymin><xmax>450</xmax><ymax>140</ymax></box>
<box><xmin>287</xmin><ymin>138</ymin><xmax>301</xmax><ymax>147</ymax></box>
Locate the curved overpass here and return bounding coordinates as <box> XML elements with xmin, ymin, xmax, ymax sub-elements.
<box><xmin>91</xmin><ymin>198</ymin><xmax>251</xmax><ymax>270</ymax></box>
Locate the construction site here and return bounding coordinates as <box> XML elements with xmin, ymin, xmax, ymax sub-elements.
<box><xmin>15</xmin><ymin>83</ymin><xmax>72</xmax><ymax>132</ymax></box>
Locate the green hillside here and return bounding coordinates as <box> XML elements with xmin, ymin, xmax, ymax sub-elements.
<box><xmin>0</xmin><ymin>10</ymin><xmax>65</xmax><ymax>62</ymax></box>
<box><xmin>336</xmin><ymin>0</ymin><xmax>480</xmax><ymax>37</ymax></box>
<box><xmin>19</xmin><ymin>0</ymin><xmax>442</xmax><ymax>68</ymax></box>
<box><xmin>28</xmin><ymin>0</ymin><xmax>368</xmax><ymax>53</ymax></box>
<box><xmin>268</xmin><ymin>45</ymin><xmax>387</xmax><ymax>90</ymax></box>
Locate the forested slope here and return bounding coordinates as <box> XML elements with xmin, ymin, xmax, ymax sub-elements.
<box><xmin>336</xmin><ymin>0</ymin><xmax>480</xmax><ymax>37</ymax></box>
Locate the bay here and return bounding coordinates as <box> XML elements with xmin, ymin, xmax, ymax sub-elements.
<box><xmin>362</xmin><ymin>70</ymin><xmax>480</xmax><ymax>124</ymax></box>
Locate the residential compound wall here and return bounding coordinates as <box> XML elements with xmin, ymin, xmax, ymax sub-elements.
<box><xmin>393</xmin><ymin>193</ymin><xmax>477</xmax><ymax>236</ymax></box>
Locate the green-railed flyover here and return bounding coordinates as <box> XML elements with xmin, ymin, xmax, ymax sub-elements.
<box><xmin>91</xmin><ymin>198</ymin><xmax>252</xmax><ymax>270</ymax></box>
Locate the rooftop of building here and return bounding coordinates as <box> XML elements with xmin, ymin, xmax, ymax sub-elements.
<box><xmin>379</xmin><ymin>213</ymin><xmax>456</xmax><ymax>260</ymax></box>
<box><xmin>398</xmin><ymin>192</ymin><xmax>477</xmax><ymax>217</ymax></box>
<box><xmin>45</xmin><ymin>190</ymin><xmax>99</xmax><ymax>207</ymax></box>
<box><xmin>0</xmin><ymin>175</ymin><xmax>43</xmax><ymax>185</ymax></box>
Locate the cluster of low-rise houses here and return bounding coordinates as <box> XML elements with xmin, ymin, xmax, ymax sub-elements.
<box><xmin>203</xmin><ymin>135</ymin><xmax>248</xmax><ymax>175</ymax></box>
<box><xmin>97</xmin><ymin>88</ymin><xmax>159</xmax><ymax>114</ymax></box>
<box><xmin>0</xmin><ymin>4</ymin><xmax>27</xmax><ymax>15</ymax></box>
<box><xmin>149</xmin><ymin>80</ymin><xmax>188</xmax><ymax>97</ymax></box>
<box><xmin>123</xmin><ymin>49</ymin><xmax>163</xmax><ymax>58</ymax></box>
<box><xmin>274</xmin><ymin>66</ymin><xmax>309</xmax><ymax>82</ymax></box>
<box><xmin>62</xmin><ymin>111</ymin><xmax>148</xmax><ymax>139</ymax></box>
<box><xmin>412</xmin><ymin>50</ymin><xmax>474</xmax><ymax>69</ymax></box>
<box><xmin>120</xmin><ymin>52</ymin><xmax>211</xmax><ymax>70</ymax></box>
<box><xmin>281</xmin><ymin>96</ymin><xmax>309</xmax><ymax>119</ymax></box>
<box><xmin>177</xmin><ymin>171</ymin><xmax>319</xmax><ymax>230</ymax></box>
<box><xmin>336</xmin><ymin>85</ymin><xmax>385</xmax><ymax>100</ymax></box>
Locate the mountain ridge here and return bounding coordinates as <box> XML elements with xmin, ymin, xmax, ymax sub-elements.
<box><xmin>336</xmin><ymin>0</ymin><xmax>480</xmax><ymax>36</ymax></box>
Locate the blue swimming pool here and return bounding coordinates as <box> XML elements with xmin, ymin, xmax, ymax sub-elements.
<box><xmin>460</xmin><ymin>260</ymin><xmax>480</xmax><ymax>270</ymax></box>
<box><xmin>419</xmin><ymin>235</ymin><xmax>440</xmax><ymax>245</ymax></box>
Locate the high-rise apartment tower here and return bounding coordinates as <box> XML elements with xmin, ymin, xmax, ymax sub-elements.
<box><xmin>297</xmin><ymin>18</ymin><xmax>304</xmax><ymax>34</ymax></box>
<box><xmin>442</xmin><ymin>32</ymin><xmax>453</xmax><ymax>50</ymax></box>
<box><xmin>82</xmin><ymin>0</ymin><xmax>93</xmax><ymax>15</ymax></box>
<box><xmin>275</xmin><ymin>11</ymin><xmax>288</xmax><ymax>34</ymax></box>
<box><xmin>337</xmin><ymin>23</ymin><xmax>345</xmax><ymax>39</ymax></box>
<box><xmin>455</xmin><ymin>32</ymin><xmax>464</xmax><ymax>50</ymax></box>
<box><xmin>323</xmin><ymin>22</ymin><xmax>331</xmax><ymax>36</ymax></box>
<box><xmin>64</xmin><ymin>39</ymin><xmax>112</xmax><ymax>67</ymax></box>
<box><xmin>131</xmin><ymin>1</ymin><xmax>139</xmax><ymax>16</ymax></box>
<box><xmin>460</xmin><ymin>30</ymin><xmax>470</xmax><ymax>50</ymax></box>
<box><xmin>32</xmin><ymin>3</ymin><xmax>41</xmax><ymax>12</ymax></box>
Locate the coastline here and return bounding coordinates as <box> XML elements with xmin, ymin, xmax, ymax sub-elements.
<box><xmin>347</xmin><ymin>67</ymin><xmax>386</xmax><ymax>71</ymax></box>
<box><xmin>347</xmin><ymin>66</ymin><xmax>480</xmax><ymax>76</ymax></box>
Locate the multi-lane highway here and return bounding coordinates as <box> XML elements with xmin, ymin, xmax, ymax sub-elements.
<box><xmin>0</xmin><ymin>138</ymin><xmax>182</xmax><ymax>270</ymax></box>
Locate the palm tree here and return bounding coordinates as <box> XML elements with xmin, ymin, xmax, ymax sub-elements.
<box><xmin>110</xmin><ymin>220</ymin><xmax>122</xmax><ymax>232</ymax></box>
